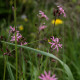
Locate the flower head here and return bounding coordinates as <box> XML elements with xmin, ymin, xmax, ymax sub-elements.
<box><xmin>57</xmin><ymin>6</ymin><xmax>66</xmax><ymax>17</ymax></box>
<box><xmin>38</xmin><ymin>10</ymin><xmax>49</xmax><ymax>20</ymax></box>
<box><xmin>39</xmin><ymin>71</ymin><xmax>58</xmax><ymax>80</ymax></box>
<box><xmin>49</xmin><ymin>36</ymin><xmax>62</xmax><ymax>52</ymax></box>
<box><xmin>19</xmin><ymin>25</ymin><xmax>24</xmax><ymax>31</ymax></box>
<box><xmin>10</xmin><ymin>32</ymin><xmax>22</xmax><ymax>42</ymax></box>
<box><xmin>39</xmin><ymin>25</ymin><xmax>47</xmax><ymax>31</ymax></box>
<box><xmin>10</xmin><ymin>26</ymin><xmax>15</xmax><ymax>33</ymax></box>
<box><xmin>51</xmin><ymin>19</ymin><xmax>63</xmax><ymax>25</ymax></box>
<box><xmin>10</xmin><ymin>26</ymin><xmax>28</xmax><ymax>45</ymax></box>
<box><xmin>21</xmin><ymin>42</ymin><xmax>28</xmax><ymax>45</ymax></box>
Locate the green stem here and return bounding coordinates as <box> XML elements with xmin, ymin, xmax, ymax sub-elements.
<box><xmin>62</xmin><ymin>19</ymin><xmax>65</xmax><ymax>78</ymax></box>
<box><xmin>26</xmin><ymin>39</ymin><xmax>44</xmax><ymax>45</ymax></box>
<box><xmin>14</xmin><ymin>0</ymin><xmax>18</xmax><ymax>80</ymax></box>
<box><xmin>3</xmin><ymin>56</ymin><xmax>6</xmax><ymax>80</ymax></box>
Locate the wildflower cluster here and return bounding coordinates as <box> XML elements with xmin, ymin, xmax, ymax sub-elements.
<box><xmin>38</xmin><ymin>11</ymin><xmax>49</xmax><ymax>31</ymax></box>
<box><xmin>53</xmin><ymin>6</ymin><xmax>66</xmax><ymax>18</ymax></box>
<box><xmin>10</xmin><ymin>26</ymin><xmax>27</xmax><ymax>45</ymax></box>
<box><xmin>2</xmin><ymin>26</ymin><xmax>27</xmax><ymax>56</ymax></box>
<box><xmin>1</xmin><ymin>5</ymin><xmax>66</xmax><ymax>80</ymax></box>
<box><xmin>57</xmin><ymin>6</ymin><xmax>66</xmax><ymax>17</ymax></box>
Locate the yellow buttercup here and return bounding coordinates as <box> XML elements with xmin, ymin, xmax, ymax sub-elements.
<box><xmin>19</xmin><ymin>25</ymin><xmax>24</xmax><ymax>31</ymax></box>
<box><xmin>51</xmin><ymin>19</ymin><xmax>63</xmax><ymax>25</ymax></box>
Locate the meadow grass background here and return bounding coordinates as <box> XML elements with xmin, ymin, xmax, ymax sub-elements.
<box><xmin>0</xmin><ymin>0</ymin><xmax>80</xmax><ymax>80</ymax></box>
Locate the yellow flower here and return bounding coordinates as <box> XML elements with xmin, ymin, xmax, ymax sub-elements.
<box><xmin>48</xmin><ymin>39</ymin><xmax>51</xmax><ymax>42</ymax></box>
<box><xmin>51</xmin><ymin>19</ymin><xmax>63</xmax><ymax>25</ymax></box>
<box><xmin>24</xmin><ymin>18</ymin><xmax>28</xmax><ymax>22</ymax></box>
<box><xmin>19</xmin><ymin>25</ymin><xmax>24</xmax><ymax>31</ymax></box>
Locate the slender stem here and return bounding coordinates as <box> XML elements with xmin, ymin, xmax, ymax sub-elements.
<box><xmin>3</xmin><ymin>56</ymin><xmax>6</xmax><ymax>80</ymax></box>
<box><xmin>52</xmin><ymin>16</ymin><xmax>56</xmax><ymax>36</ymax></box>
<box><xmin>19</xmin><ymin>48</ymin><xmax>21</xmax><ymax>80</ymax></box>
<box><xmin>62</xmin><ymin>19</ymin><xmax>65</xmax><ymax>78</ymax></box>
<box><xmin>14</xmin><ymin>0</ymin><xmax>18</xmax><ymax>80</ymax></box>
<box><xmin>26</xmin><ymin>39</ymin><xmax>44</xmax><ymax>45</ymax></box>
<box><xmin>53</xmin><ymin>21</ymin><xmax>55</xmax><ymax>36</ymax></box>
<box><xmin>1</xmin><ymin>39</ymin><xmax>45</xmax><ymax>47</ymax></box>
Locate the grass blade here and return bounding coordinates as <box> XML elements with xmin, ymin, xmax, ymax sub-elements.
<box><xmin>7</xmin><ymin>60</ymin><xmax>15</xmax><ymax>80</ymax></box>
<box><xmin>2</xmin><ymin>41</ymin><xmax>74</xmax><ymax>80</ymax></box>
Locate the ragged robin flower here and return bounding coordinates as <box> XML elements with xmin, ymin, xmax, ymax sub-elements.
<box><xmin>51</xmin><ymin>19</ymin><xmax>63</xmax><ymax>25</ymax></box>
<box><xmin>39</xmin><ymin>25</ymin><xmax>47</xmax><ymax>31</ymax></box>
<box><xmin>57</xmin><ymin>6</ymin><xmax>66</xmax><ymax>17</ymax></box>
<box><xmin>49</xmin><ymin>36</ymin><xmax>62</xmax><ymax>52</ymax></box>
<box><xmin>10</xmin><ymin>32</ymin><xmax>22</xmax><ymax>42</ymax></box>
<box><xmin>39</xmin><ymin>71</ymin><xmax>58</xmax><ymax>80</ymax></box>
<box><xmin>10</xmin><ymin>26</ymin><xmax>27</xmax><ymax>45</ymax></box>
<box><xmin>38</xmin><ymin>10</ymin><xmax>49</xmax><ymax>20</ymax></box>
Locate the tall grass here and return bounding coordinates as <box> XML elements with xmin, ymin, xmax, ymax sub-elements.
<box><xmin>14</xmin><ymin>0</ymin><xmax>18</xmax><ymax>80</ymax></box>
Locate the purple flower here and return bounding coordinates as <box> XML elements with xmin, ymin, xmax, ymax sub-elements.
<box><xmin>9</xmin><ymin>26</ymin><xmax>15</xmax><ymax>33</ymax></box>
<box><xmin>9</xmin><ymin>26</ymin><xmax>28</xmax><ymax>45</ymax></box>
<box><xmin>9</xmin><ymin>26</ymin><xmax>19</xmax><ymax>33</ymax></box>
<box><xmin>39</xmin><ymin>71</ymin><xmax>58</xmax><ymax>80</ymax></box>
<box><xmin>39</xmin><ymin>10</ymin><xmax>49</xmax><ymax>20</ymax></box>
<box><xmin>39</xmin><ymin>25</ymin><xmax>47</xmax><ymax>31</ymax></box>
<box><xmin>3</xmin><ymin>53</ymin><xmax>8</xmax><ymax>55</ymax></box>
<box><xmin>57</xmin><ymin>6</ymin><xmax>66</xmax><ymax>17</ymax></box>
<box><xmin>10</xmin><ymin>32</ymin><xmax>22</xmax><ymax>42</ymax></box>
<box><xmin>49</xmin><ymin>36</ymin><xmax>62</xmax><ymax>52</ymax></box>
<box><xmin>21</xmin><ymin>42</ymin><xmax>28</xmax><ymax>45</ymax></box>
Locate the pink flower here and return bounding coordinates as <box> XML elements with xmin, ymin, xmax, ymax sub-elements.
<box><xmin>57</xmin><ymin>6</ymin><xmax>66</xmax><ymax>17</ymax></box>
<box><xmin>49</xmin><ymin>36</ymin><xmax>62</xmax><ymax>52</ymax></box>
<box><xmin>10</xmin><ymin>32</ymin><xmax>22</xmax><ymax>42</ymax></box>
<box><xmin>3</xmin><ymin>53</ymin><xmax>7</xmax><ymax>55</ymax></box>
<box><xmin>39</xmin><ymin>25</ymin><xmax>47</xmax><ymax>31</ymax></box>
<box><xmin>21</xmin><ymin>42</ymin><xmax>28</xmax><ymax>45</ymax></box>
<box><xmin>10</xmin><ymin>26</ymin><xmax>15</xmax><ymax>33</ymax></box>
<box><xmin>24</xmin><ymin>42</ymin><xmax>27</xmax><ymax>45</ymax></box>
<box><xmin>9</xmin><ymin>26</ymin><xmax>19</xmax><ymax>33</ymax></box>
<box><xmin>9</xmin><ymin>26</ymin><xmax>28</xmax><ymax>45</ymax></box>
<box><xmin>39</xmin><ymin>71</ymin><xmax>58</xmax><ymax>80</ymax></box>
<box><xmin>39</xmin><ymin>10</ymin><xmax>49</xmax><ymax>20</ymax></box>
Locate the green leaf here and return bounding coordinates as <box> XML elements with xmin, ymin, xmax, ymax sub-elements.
<box><xmin>7</xmin><ymin>61</ymin><xmax>15</xmax><ymax>80</ymax></box>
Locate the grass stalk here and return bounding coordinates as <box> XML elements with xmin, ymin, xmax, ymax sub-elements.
<box><xmin>3</xmin><ymin>56</ymin><xmax>6</xmax><ymax>80</ymax></box>
<box><xmin>14</xmin><ymin>0</ymin><xmax>18</xmax><ymax>80</ymax></box>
